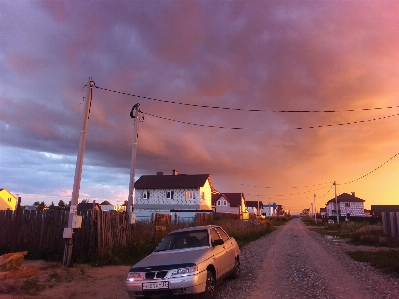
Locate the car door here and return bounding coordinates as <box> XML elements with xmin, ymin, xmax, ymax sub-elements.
<box><xmin>209</xmin><ymin>227</ymin><xmax>230</xmax><ymax>278</ymax></box>
<box><xmin>215</xmin><ymin>227</ymin><xmax>236</xmax><ymax>272</ymax></box>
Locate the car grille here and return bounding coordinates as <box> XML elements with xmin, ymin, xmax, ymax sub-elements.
<box><xmin>145</xmin><ymin>270</ymin><xmax>168</xmax><ymax>279</ymax></box>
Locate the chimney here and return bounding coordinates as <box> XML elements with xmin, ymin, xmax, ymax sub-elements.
<box><xmin>156</xmin><ymin>172</ymin><xmax>164</xmax><ymax>176</ymax></box>
<box><xmin>172</xmin><ymin>169</ymin><xmax>178</xmax><ymax>175</ymax></box>
<box><xmin>351</xmin><ymin>192</ymin><xmax>355</xmax><ymax>197</ymax></box>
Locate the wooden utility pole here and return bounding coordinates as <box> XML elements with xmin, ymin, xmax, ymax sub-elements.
<box><xmin>314</xmin><ymin>193</ymin><xmax>317</xmax><ymax>224</ymax></box>
<box><xmin>127</xmin><ymin>103</ymin><xmax>141</xmax><ymax>224</ymax></box>
<box><xmin>63</xmin><ymin>80</ymin><xmax>94</xmax><ymax>266</ymax></box>
<box><xmin>334</xmin><ymin>181</ymin><xmax>339</xmax><ymax>224</ymax></box>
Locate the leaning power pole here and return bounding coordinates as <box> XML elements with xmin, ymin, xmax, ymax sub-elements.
<box><xmin>63</xmin><ymin>80</ymin><xmax>94</xmax><ymax>266</ymax></box>
<box><xmin>127</xmin><ymin>103</ymin><xmax>142</xmax><ymax>224</ymax></box>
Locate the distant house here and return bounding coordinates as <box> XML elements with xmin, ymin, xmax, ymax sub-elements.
<box><xmin>133</xmin><ymin>170</ymin><xmax>215</xmax><ymax>219</ymax></box>
<box><xmin>0</xmin><ymin>189</ymin><xmax>17</xmax><ymax>211</ymax></box>
<box><xmin>212</xmin><ymin>192</ymin><xmax>249</xmax><ymax>219</ymax></box>
<box><xmin>320</xmin><ymin>207</ymin><xmax>327</xmax><ymax>218</ymax></box>
<box><xmin>262</xmin><ymin>203</ymin><xmax>276</xmax><ymax>216</ymax></box>
<box><xmin>246</xmin><ymin>201</ymin><xmax>263</xmax><ymax>216</ymax></box>
<box><xmin>326</xmin><ymin>192</ymin><xmax>365</xmax><ymax>217</ymax></box>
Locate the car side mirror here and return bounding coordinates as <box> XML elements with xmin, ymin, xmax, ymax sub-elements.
<box><xmin>212</xmin><ymin>239</ymin><xmax>224</xmax><ymax>247</ymax></box>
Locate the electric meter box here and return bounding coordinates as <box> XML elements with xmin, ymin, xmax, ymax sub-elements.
<box><xmin>129</xmin><ymin>214</ymin><xmax>136</xmax><ymax>224</ymax></box>
<box><xmin>72</xmin><ymin>215</ymin><xmax>82</xmax><ymax>228</ymax></box>
<box><xmin>63</xmin><ymin>228</ymin><xmax>73</xmax><ymax>239</ymax></box>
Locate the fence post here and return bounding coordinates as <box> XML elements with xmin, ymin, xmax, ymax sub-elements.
<box><xmin>390</xmin><ymin>212</ymin><xmax>398</xmax><ymax>238</ymax></box>
<box><xmin>11</xmin><ymin>197</ymin><xmax>22</xmax><ymax>252</ymax></box>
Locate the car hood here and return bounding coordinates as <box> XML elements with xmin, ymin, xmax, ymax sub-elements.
<box><xmin>130</xmin><ymin>247</ymin><xmax>212</xmax><ymax>271</ymax></box>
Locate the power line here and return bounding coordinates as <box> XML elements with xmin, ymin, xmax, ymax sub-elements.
<box><xmin>294</xmin><ymin>113</ymin><xmax>399</xmax><ymax>129</ymax></box>
<box><xmin>95</xmin><ymin>85</ymin><xmax>399</xmax><ymax>113</ymax></box>
<box><xmin>242</xmin><ymin>152</ymin><xmax>399</xmax><ymax>198</ymax></box>
<box><xmin>143</xmin><ymin>111</ymin><xmax>399</xmax><ymax>130</ymax></box>
<box><xmin>342</xmin><ymin>152</ymin><xmax>399</xmax><ymax>185</ymax></box>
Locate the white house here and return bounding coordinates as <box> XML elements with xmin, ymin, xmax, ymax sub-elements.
<box><xmin>246</xmin><ymin>200</ymin><xmax>263</xmax><ymax>216</ymax></box>
<box><xmin>133</xmin><ymin>170</ymin><xmax>215</xmax><ymax>220</ymax></box>
<box><xmin>212</xmin><ymin>192</ymin><xmax>249</xmax><ymax>219</ymax></box>
<box><xmin>0</xmin><ymin>188</ymin><xmax>17</xmax><ymax>211</ymax></box>
<box><xmin>326</xmin><ymin>192</ymin><xmax>365</xmax><ymax>217</ymax></box>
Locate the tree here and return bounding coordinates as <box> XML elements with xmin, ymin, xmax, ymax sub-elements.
<box><xmin>49</xmin><ymin>201</ymin><xmax>55</xmax><ymax>209</ymax></box>
<box><xmin>122</xmin><ymin>200</ymin><xmax>128</xmax><ymax>206</ymax></box>
<box><xmin>33</xmin><ymin>201</ymin><xmax>40</xmax><ymax>206</ymax></box>
<box><xmin>37</xmin><ymin>201</ymin><xmax>46</xmax><ymax>210</ymax></box>
<box><xmin>81</xmin><ymin>199</ymin><xmax>89</xmax><ymax>203</ymax></box>
<box><xmin>101</xmin><ymin>200</ymin><xmax>111</xmax><ymax>205</ymax></box>
<box><xmin>58</xmin><ymin>200</ymin><xmax>66</xmax><ymax>209</ymax></box>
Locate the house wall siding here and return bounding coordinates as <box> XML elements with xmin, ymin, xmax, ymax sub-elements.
<box><xmin>326</xmin><ymin>201</ymin><xmax>365</xmax><ymax>216</ymax></box>
<box><xmin>134</xmin><ymin>179</ymin><xmax>213</xmax><ymax>211</ymax></box>
<box><xmin>340</xmin><ymin>202</ymin><xmax>365</xmax><ymax>216</ymax></box>
<box><xmin>0</xmin><ymin>189</ymin><xmax>17</xmax><ymax>211</ymax></box>
<box><xmin>215</xmin><ymin>204</ymin><xmax>240</xmax><ymax>214</ymax></box>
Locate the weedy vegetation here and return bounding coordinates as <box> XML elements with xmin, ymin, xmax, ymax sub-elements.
<box><xmin>90</xmin><ymin>216</ymin><xmax>290</xmax><ymax>266</ymax></box>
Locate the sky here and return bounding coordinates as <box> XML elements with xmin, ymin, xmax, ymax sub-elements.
<box><xmin>1</xmin><ymin>0</ymin><xmax>398</xmax><ymax>213</ymax></box>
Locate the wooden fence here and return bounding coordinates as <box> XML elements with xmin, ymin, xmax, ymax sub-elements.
<box><xmin>0</xmin><ymin>210</ymin><xmax>235</xmax><ymax>260</ymax></box>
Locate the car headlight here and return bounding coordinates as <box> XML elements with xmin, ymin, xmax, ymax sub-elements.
<box><xmin>170</xmin><ymin>265</ymin><xmax>198</xmax><ymax>276</ymax></box>
<box><xmin>126</xmin><ymin>272</ymin><xmax>144</xmax><ymax>281</ymax></box>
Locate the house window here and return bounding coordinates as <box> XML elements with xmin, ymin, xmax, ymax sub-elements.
<box><xmin>167</xmin><ymin>191</ymin><xmax>174</xmax><ymax>199</ymax></box>
<box><xmin>143</xmin><ymin>191</ymin><xmax>150</xmax><ymax>199</ymax></box>
<box><xmin>223</xmin><ymin>200</ymin><xmax>227</xmax><ymax>206</ymax></box>
<box><xmin>8</xmin><ymin>198</ymin><xmax>12</xmax><ymax>202</ymax></box>
<box><xmin>201</xmin><ymin>192</ymin><xmax>204</xmax><ymax>200</ymax></box>
<box><xmin>217</xmin><ymin>200</ymin><xmax>221</xmax><ymax>206</ymax></box>
<box><xmin>345</xmin><ymin>202</ymin><xmax>350</xmax><ymax>207</ymax></box>
<box><xmin>185</xmin><ymin>191</ymin><xmax>195</xmax><ymax>200</ymax></box>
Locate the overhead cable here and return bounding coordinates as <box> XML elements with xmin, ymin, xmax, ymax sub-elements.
<box><xmin>95</xmin><ymin>85</ymin><xmax>399</xmax><ymax>113</ymax></box>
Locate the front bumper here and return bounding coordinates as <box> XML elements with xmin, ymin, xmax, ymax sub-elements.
<box><xmin>126</xmin><ymin>270</ymin><xmax>207</xmax><ymax>298</ymax></box>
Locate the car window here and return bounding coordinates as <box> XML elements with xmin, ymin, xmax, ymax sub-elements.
<box><xmin>210</xmin><ymin>228</ymin><xmax>221</xmax><ymax>243</ymax></box>
<box><xmin>155</xmin><ymin>230</ymin><xmax>209</xmax><ymax>251</ymax></box>
<box><xmin>215</xmin><ymin>227</ymin><xmax>230</xmax><ymax>242</ymax></box>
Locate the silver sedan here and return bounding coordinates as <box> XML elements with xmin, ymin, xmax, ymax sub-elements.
<box><xmin>126</xmin><ymin>225</ymin><xmax>240</xmax><ymax>299</ymax></box>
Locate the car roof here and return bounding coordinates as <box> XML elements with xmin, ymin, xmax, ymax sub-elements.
<box><xmin>169</xmin><ymin>225</ymin><xmax>219</xmax><ymax>234</ymax></box>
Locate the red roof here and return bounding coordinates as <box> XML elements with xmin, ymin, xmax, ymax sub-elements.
<box><xmin>212</xmin><ymin>193</ymin><xmax>244</xmax><ymax>207</ymax></box>
<box><xmin>246</xmin><ymin>201</ymin><xmax>263</xmax><ymax>208</ymax></box>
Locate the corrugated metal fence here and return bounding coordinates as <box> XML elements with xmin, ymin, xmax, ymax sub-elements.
<box><xmin>381</xmin><ymin>212</ymin><xmax>399</xmax><ymax>238</ymax></box>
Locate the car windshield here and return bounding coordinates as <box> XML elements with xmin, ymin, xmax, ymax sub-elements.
<box><xmin>154</xmin><ymin>229</ymin><xmax>209</xmax><ymax>251</ymax></box>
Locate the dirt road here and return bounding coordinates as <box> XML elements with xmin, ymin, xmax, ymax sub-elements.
<box><xmin>217</xmin><ymin>218</ymin><xmax>399</xmax><ymax>299</ymax></box>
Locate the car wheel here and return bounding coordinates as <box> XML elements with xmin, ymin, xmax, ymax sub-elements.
<box><xmin>200</xmin><ymin>270</ymin><xmax>215</xmax><ymax>299</ymax></box>
<box><xmin>230</xmin><ymin>258</ymin><xmax>240</xmax><ymax>279</ymax></box>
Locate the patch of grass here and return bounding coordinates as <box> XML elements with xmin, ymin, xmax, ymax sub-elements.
<box><xmin>21</xmin><ymin>278</ymin><xmax>46</xmax><ymax>295</ymax></box>
<box><xmin>348</xmin><ymin>250</ymin><xmax>399</xmax><ymax>277</ymax></box>
<box><xmin>302</xmin><ymin>216</ymin><xmax>324</xmax><ymax>227</ymax></box>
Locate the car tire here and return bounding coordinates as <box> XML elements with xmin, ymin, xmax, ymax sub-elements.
<box><xmin>230</xmin><ymin>258</ymin><xmax>240</xmax><ymax>279</ymax></box>
<box><xmin>200</xmin><ymin>270</ymin><xmax>215</xmax><ymax>299</ymax></box>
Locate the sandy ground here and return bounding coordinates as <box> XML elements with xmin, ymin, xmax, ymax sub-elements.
<box><xmin>0</xmin><ymin>260</ymin><xmax>131</xmax><ymax>299</ymax></box>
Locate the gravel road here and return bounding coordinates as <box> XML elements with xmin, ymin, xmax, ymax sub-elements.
<box><xmin>214</xmin><ymin>218</ymin><xmax>399</xmax><ymax>299</ymax></box>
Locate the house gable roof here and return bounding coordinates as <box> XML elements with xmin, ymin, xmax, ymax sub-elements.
<box><xmin>212</xmin><ymin>193</ymin><xmax>244</xmax><ymax>207</ymax></box>
<box><xmin>135</xmin><ymin>174</ymin><xmax>213</xmax><ymax>190</ymax></box>
<box><xmin>326</xmin><ymin>192</ymin><xmax>365</xmax><ymax>205</ymax></box>
<box><xmin>246</xmin><ymin>201</ymin><xmax>263</xmax><ymax>208</ymax></box>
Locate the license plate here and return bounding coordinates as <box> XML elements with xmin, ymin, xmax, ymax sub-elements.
<box><xmin>142</xmin><ymin>281</ymin><xmax>169</xmax><ymax>290</ymax></box>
